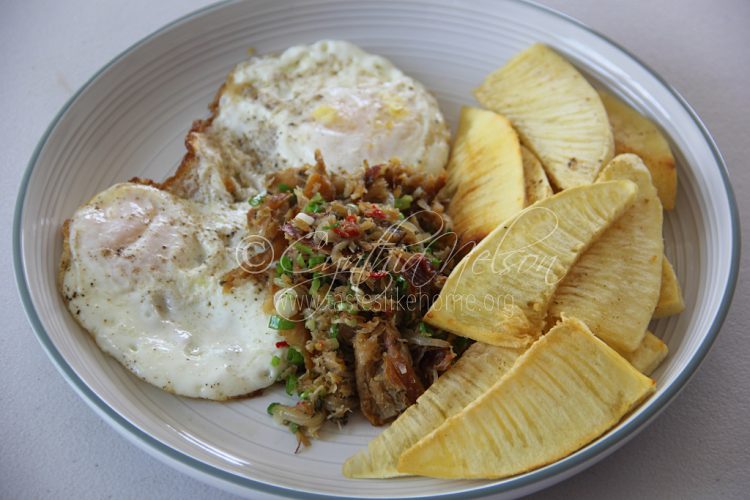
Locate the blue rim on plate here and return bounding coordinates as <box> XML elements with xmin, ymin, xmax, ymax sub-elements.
<box><xmin>13</xmin><ymin>1</ymin><xmax>740</xmax><ymax>498</ymax></box>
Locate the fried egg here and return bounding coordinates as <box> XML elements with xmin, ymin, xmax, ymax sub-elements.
<box><xmin>166</xmin><ymin>41</ymin><xmax>450</xmax><ymax>205</ymax></box>
<box><xmin>60</xmin><ymin>183</ymin><xmax>284</xmax><ymax>399</ymax></box>
<box><xmin>60</xmin><ymin>40</ymin><xmax>451</xmax><ymax>400</ymax></box>
<box><xmin>210</xmin><ymin>40</ymin><xmax>449</xmax><ymax>179</ymax></box>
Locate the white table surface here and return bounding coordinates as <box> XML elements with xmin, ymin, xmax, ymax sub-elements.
<box><xmin>2</xmin><ymin>0</ymin><xmax>748</xmax><ymax>498</ymax></box>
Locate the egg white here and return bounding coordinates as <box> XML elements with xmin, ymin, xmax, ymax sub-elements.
<box><xmin>210</xmin><ymin>40</ymin><xmax>450</xmax><ymax>178</ymax></box>
<box><xmin>61</xmin><ymin>40</ymin><xmax>451</xmax><ymax>400</ymax></box>
<box><xmin>61</xmin><ymin>183</ymin><xmax>285</xmax><ymax>399</ymax></box>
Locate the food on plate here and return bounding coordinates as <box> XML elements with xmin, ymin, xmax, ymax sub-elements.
<box><xmin>396</xmin><ymin>316</ymin><xmax>655</xmax><ymax>479</ymax></box>
<box><xmin>444</xmin><ymin>106</ymin><xmax>525</xmax><ymax>244</ymax></box>
<box><xmin>598</xmin><ymin>88</ymin><xmax>678</xmax><ymax>209</ymax></box>
<box><xmin>521</xmin><ymin>145</ymin><xmax>554</xmax><ymax>204</ymax></box>
<box><xmin>424</xmin><ymin>180</ymin><xmax>638</xmax><ymax>347</ymax></box>
<box><xmin>59</xmin><ymin>38</ymin><xmax>685</xmax><ymax>473</ymax></box>
<box><xmin>343</xmin><ymin>342</ymin><xmax>524</xmax><ymax>478</ymax></box>
<box><xmin>548</xmin><ymin>154</ymin><xmax>663</xmax><ymax>352</ymax></box>
<box><xmin>162</xmin><ymin>40</ymin><xmax>450</xmax><ymax>205</ymax></box>
<box><xmin>344</xmin><ymin>43</ymin><xmax>681</xmax><ymax>480</ymax></box>
<box><xmin>617</xmin><ymin>331</ymin><xmax>669</xmax><ymax>376</ymax></box>
<box><xmin>654</xmin><ymin>257</ymin><xmax>686</xmax><ymax>318</ymax></box>
<box><xmin>59</xmin><ymin>183</ymin><xmax>285</xmax><ymax>399</ymax></box>
<box><xmin>475</xmin><ymin>43</ymin><xmax>614</xmax><ymax>190</ymax></box>
<box><xmin>242</xmin><ymin>153</ymin><xmax>466</xmax><ymax>440</ymax></box>
<box><xmin>60</xmin><ymin>41</ymin><xmax>452</xmax><ymax>405</ymax></box>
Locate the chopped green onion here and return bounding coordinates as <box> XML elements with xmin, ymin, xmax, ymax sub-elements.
<box><xmin>336</xmin><ymin>301</ymin><xmax>357</xmax><ymax>313</ymax></box>
<box><xmin>299</xmin><ymin>390</ymin><xmax>310</xmax><ymax>400</ymax></box>
<box><xmin>277</xmin><ymin>183</ymin><xmax>292</xmax><ymax>193</ymax></box>
<box><xmin>308</xmin><ymin>255</ymin><xmax>326</xmax><ymax>267</ymax></box>
<box><xmin>285</xmin><ymin>373</ymin><xmax>298</xmax><ymax>396</ymax></box>
<box><xmin>287</xmin><ymin>347</ymin><xmax>305</xmax><ymax>367</ymax></box>
<box><xmin>289</xmin><ymin>422</ymin><xmax>300</xmax><ymax>433</ymax></box>
<box><xmin>418</xmin><ymin>322</ymin><xmax>433</xmax><ymax>337</ymax></box>
<box><xmin>395</xmin><ymin>275</ymin><xmax>408</xmax><ymax>294</ymax></box>
<box><xmin>281</xmin><ymin>254</ymin><xmax>293</xmax><ymax>271</ymax></box>
<box><xmin>322</xmin><ymin>222</ymin><xmax>340</xmax><ymax>230</ymax></box>
<box><xmin>310</xmin><ymin>274</ymin><xmax>321</xmax><ymax>295</ymax></box>
<box><xmin>296</xmin><ymin>253</ymin><xmax>306</xmax><ymax>268</ymax></box>
<box><xmin>329</xmin><ymin>323</ymin><xmax>339</xmax><ymax>339</ymax></box>
<box><xmin>276</xmin><ymin>254</ymin><xmax>293</xmax><ymax>276</ymax></box>
<box><xmin>269</xmin><ymin>315</ymin><xmax>295</xmax><ymax>330</ymax></box>
<box><xmin>294</xmin><ymin>243</ymin><xmax>314</xmax><ymax>255</ymax></box>
<box><xmin>394</xmin><ymin>194</ymin><xmax>413</xmax><ymax>210</ymax></box>
<box><xmin>267</xmin><ymin>402</ymin><xmax>280</xmax><ymax>415</ymax></box>
<box><xmin>304</xmin><ymin>193</ymin><xmax>325</xmax><ymax>214</ymax></box>
<box><xmin>270</xmin><ymin>355</ymin><xmax>281</xmax><ymax>367</ymax></box>
<box><xmin>248</xmin><ymin>191</ymin><xmax>267</xmax><ymax>207</ymax></box>
<box><xmin>430</xmin><ymin>256</ymin><xmax>441</xmax><ymax>267</ymax></box>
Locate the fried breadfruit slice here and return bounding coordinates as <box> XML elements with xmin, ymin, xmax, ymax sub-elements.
<box><xmin>616</xmin><ymin>331</ymin><xmax>668</xmax><ymax>376</ymax></box>
<box><xmin>445</xmin><ymin>107</ymin><xmax>526</xmax><ymax>243</ymax></box>
<box><xmin>598</xmin><ymin>88</ymin><xmax>678</xmax><ymax>209</ymax></box>
<box><xmin>397</xmin><ymin>317</ymin><xmax>655</xmax><ymax>479</ymax></box>
<box><xmin>653</xmin><ymin>257</ymin><xmax>686</xmax><ymax>318</ymax></box>
<box><xmin>548</xmin><ymin>154</ymin><xmax>663</xmax><ymax>352</ymax></box>
<box><xmin>424</xmin><ymin>179</ymin><xmax>638</xmax><ymax>347</ymax></box>
<box><xmin>342</xmin><ymin>342</ymin><xmax>523</xmax><ymax>478</ymax></box>
<box><xmin>475</xmin><ymin>44</ymin><xmax>614</xmax><ymax>189</ymax></box>
<box><xmin>521</xmin><ymin>146</ymin><xmax>554</xmax><ymax>204</ymax></box>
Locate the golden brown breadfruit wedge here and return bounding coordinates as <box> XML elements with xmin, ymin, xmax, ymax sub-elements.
<box><xmin>424</xmin><ymin>180</ymin><xmax>637</xmax><ymax>347</ymax></box>
<box><xmin>654</xmin><ymin>257</ymin><xmax>686</xmax><ymax>318</ymax></box>
<box><xmin>445</xmin><ymin>107</ymin><xmax>525</xmax><ymax>244</ymax></box>
<box><xmin>475</xmin><ymin>44</ymin><xmax>614</xmax><ymax>189</ymax></box>
<box><xmin>598</xmin><ymin>88</ymin><xmax>678</xmax><ymax>209</ymax></box>
<box><xmin>342</xmin><ymin>342</ymin><xmax>523</xmax><ymax>478</ymax></box>
<box><xmin>548</xmin><ymin>154</ymin><xmax>663</xmax><ymax>352</ymax></box>
<box><xmin>616</xmin><ymin>331</ymin><xmax>669</xmax><ymax>376</ymax></box>
<box><xmin>521</xmin><ymin>146</ymin><xmax>554</xmax><ymax>204</ymax></box>
<box><xmin>397</xmin><ymin>317</ymin><xmax>655</xmax><ymax>479</ymax></box>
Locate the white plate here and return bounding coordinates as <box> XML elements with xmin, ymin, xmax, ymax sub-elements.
<box><xmin>13</xmin><ymin>0</ymin><xmax>739</xmax><ymax>498</ymax></box>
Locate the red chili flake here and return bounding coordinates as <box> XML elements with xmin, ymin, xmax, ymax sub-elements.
<box><xmin>334</xmin><ymin>217</ymin><xmax>360</xmax><ymax>238</ymax></box>
<box><xmin>275</xmin><ymin>341</ymin><xmax>289</xmax><ymax>348</ymax></box>
<box><xmin>365</xmin><ymin>205</ymin><xmax>386</xmax><ymax>219</ymax></box>
<box><xmin>369</xmin><ymin>271</ymin><xmax>388</xmax><ymax>279</ymax></box>
<box><xmin>334</xmin><ymin>226</ymin><xmax>360</xmax><ymax>238</ymax></box>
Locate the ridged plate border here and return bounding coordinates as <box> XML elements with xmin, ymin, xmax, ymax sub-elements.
<box><xmin>13</xmin><ymin>0</ymin><xmax>739</xmax><ymax>498</ymax></box>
